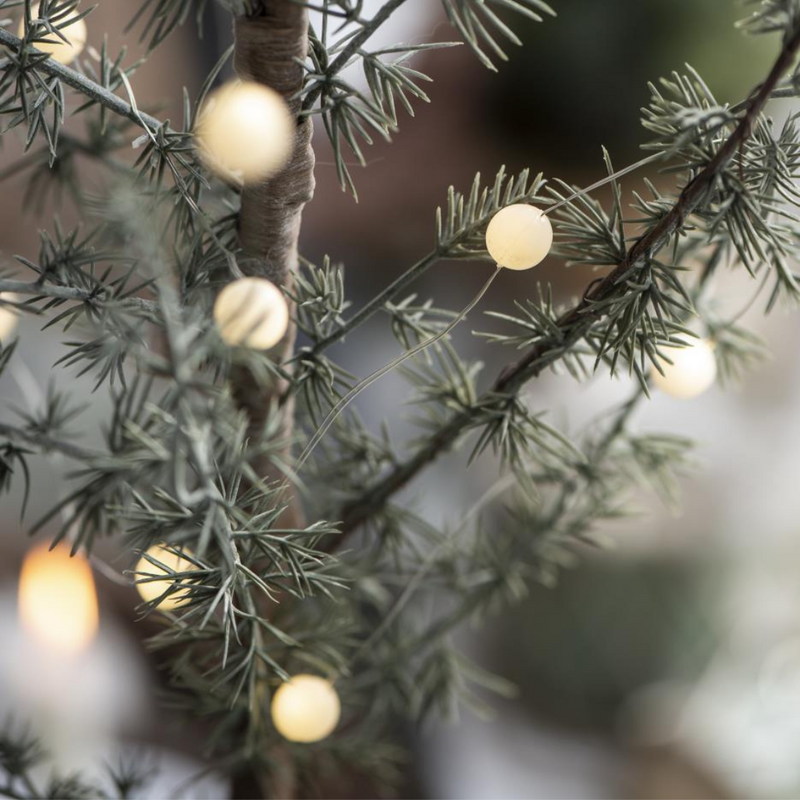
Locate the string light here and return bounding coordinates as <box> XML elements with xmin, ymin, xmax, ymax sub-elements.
<box><xmin>0</xmin><ymin>294</ymin><xmax>20</xmax><ymax>342</ymax></box>
<box><xmin>18</xmin><ymin>543</ymin><xmax>99</xmax><ymax>654</ymax></box>
<box><xmin>18</xmin><ymin>4</ymin><xmax>87</xmax><ymax>65</ymax></box>
<box><xmin>651</xmin><ymin>338</ymin><xmax>717</xmax><ymax>399</ymax></box>
<box><xmin>134</xmin><ymin>544</ymin><xmax>197</xmax><ymax>611</ymax></box>
<box><xmin>294</xmin><ymin>202</ymin><xmax>555</xmax><ymax>470</ymax></box>
<box><xmin>485</xmin><ymin>204</ymin><xmax>553</xmax><ymax>270</ymax></box>
<box><xmin>195</xmin><ymin>80</ymin><xmax>294</xmax><ymax>185</ymax></box>
<box><xmin>213</xmin><ymin>277</ymin><xmax>289</xmax><ymax>350</ymax></box>
<box><xmin>270</xmin><ymin>674</ymin><xmax>341</xmax><ymax>743</ymax></box>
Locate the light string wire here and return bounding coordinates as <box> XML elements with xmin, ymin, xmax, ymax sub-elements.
<box><xmin>291</xmin><ymin>150</ymin><xmax>664</xmax><ymax>473</ymax></box>
<box><xmin>293</xmin><ymin>266</ymin><xmax>502</xmax><ymax>474</ymax></box>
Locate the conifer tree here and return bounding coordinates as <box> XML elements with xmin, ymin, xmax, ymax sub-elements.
<box><xmin>1</xmin><ymin>0</ymin><xmax>800</xmax><ymax>796</ymax></box>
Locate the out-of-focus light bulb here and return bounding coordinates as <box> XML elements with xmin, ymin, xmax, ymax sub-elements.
<box><xmin>213</xmin><ymin>277</ymin><xmax>289</xmax><ymax>350</ymax></box>
<box><xmin>134</xmin><ymin>544</ymin><xmax>197</xmax><ymax>612</ymax></box>
<box><xmin>18</xmin><ymin>543</ymin><xmax>99</xmax><ymax>654</ymax></box>
<box><xmin>0</xmin><ymin>294</ymin><xmax>20</xmax><ymax>342</ymax></box>
<box><xmin>485</xmin><ymin>204</ymin><xmax>553</xmax><ymax>270</ymax></box>
<box><xmin>651</xmin><ymin>338</ymin><xmax>717</xmax><ymax>399</ymax></box>
<box><xmin>270</xmin><ymin>674</ymin><xmax>341</xmax><ymax>743</ymax></box>
<box><xmin>195</xmin><ymin>80</ymin><xmax>294</xmax><ymax>185</ymax></box>
<box><xmin>18</xmin><ymin>4</ymin><xmax>87</xmax><ymax>65</ymax></box>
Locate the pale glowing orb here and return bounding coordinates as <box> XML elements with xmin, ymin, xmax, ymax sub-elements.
<box><xmin>18</xmin><ymin>4</ymin><xmax>87</xmax><ymax>65</ymax></box>
<box><xmin>485</xmin><ymin>204</ymin><xmax>554</xmax><ymax>270</ymax></box>
<box><xmin>18</xmin><ymin>543</ymin><xmax>99</xmax><ymax>654</ymax></box>
<box><xmin>270</xmin><ymin>674</ymin><xmax>341</xmax><ymax>743</ymax></box>
<box><xmin>651</xmin><ymin>338</ymin><xmax>717</xmax><ymax>399</ymax></box>
<box><xmin>135</xmin><ymin>544</ymin><xmax>197</xmax><ymax>611</ymax></box>
<box><xmin>195</xmin><ymin>80</ymin><xmax>294</xmax><ymax>184</ymax></box>
<box><xmin>213</xmin><ymin>277</ymin><xmax>289</xmax><ymax>350</ymax></box>
<box><xmin>0</xmin><ymin>294</ymin><xmax>20</xmax><ymax>342</ymax></box>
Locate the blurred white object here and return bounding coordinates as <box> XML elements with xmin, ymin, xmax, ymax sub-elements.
<box><xmin>0</xmin><ymin>579</ymin><xmax>146</xmax><ymax>777</ymax></box>
<box><xmin>651</xmin><ymin>339</ymin><xmax>717</xmax><ymax>400</ymax></box>
<box><xmin>424</xmin><ymin>710</ymin><xmax>623</xmax><ymax>799</ymax></box>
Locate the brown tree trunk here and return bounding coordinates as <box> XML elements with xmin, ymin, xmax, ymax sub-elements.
<box><xmin>231</xmin><ymin>2</ymin><xmax>314</xmax><ymax>486</ymax></box>
<box><xmin>229</xmin><ymin>5</ymin><xmax>313</xmax><ymax>797</ymax></box>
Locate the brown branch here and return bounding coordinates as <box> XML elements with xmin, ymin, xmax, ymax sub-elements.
<box><xmin>334</xmin><ymin>25</ymin><xmax>800</xmax><ymax>540</ymax></box>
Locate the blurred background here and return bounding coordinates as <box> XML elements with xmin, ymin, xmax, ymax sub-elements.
<box><xmin>2</xmin><ymin>1</ymin><xmax>800</xmax><ymax>797</ymax></box>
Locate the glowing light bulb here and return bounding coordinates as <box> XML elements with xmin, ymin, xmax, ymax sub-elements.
<box><xmin>18</xmin><ymin>543</ymin><xmax>99</xmax><ymax>654</ymax></box>
<box><xmin>271</xmin><ymin>674</ymin><xmax>341</xmax><ymax>743</ymax></box>
<box><xmin>195</xmin><ymin>80</ymin><xmax>294</xmax><ymax>184</ymax></box>
<box><xmin>135</xmin><ymin>544</ymin><xmax>197</xmax><ymax>611</ymax></box>
<box><xmin>651</xmin><ymin>338</ymin><xmax>717</xmax><ymax>399</ymax></box>
<box><xmin>18</xmin><ymin>3</ymin><xmax>87</xmax><ymax>65</ymax></box>
<box><xmin>0</xmin><ymin>294</ymin><xmax>20</xmax><ymax>342</ymax></box>
<box><xmin>213</xmin><ymin>277</ymin><xmax>289</xmax><ymax>350</ymax></box>
<box><xmin>485</xmin><ymin>204</ymin><xmax>553</xmax><ymax>270</ymax></box>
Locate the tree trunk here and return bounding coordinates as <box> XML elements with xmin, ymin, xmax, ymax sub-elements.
<box><xmin>231</xmin><ymin>2</ymin><xmax>314</xmax><ymax>485</ymax></box>
<box><xmin>230</xmin><ymin>5</ymin><xmax>313</xmax><ymax>797</ymax></box>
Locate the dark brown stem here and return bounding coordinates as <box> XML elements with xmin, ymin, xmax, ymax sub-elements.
<box><xmin>334</xmin><ymin>25</ymin><xmax>800</xmax><ymax>540</ymax></box>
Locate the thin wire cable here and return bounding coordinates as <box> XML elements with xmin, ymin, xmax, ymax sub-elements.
<box><xmin>294</xmin><ymin>267</ymin><xmax>502</xmax><ymax>474</ymax></box>
<box><xmin>290</xmin><ymin>152</ymin><xmax>666</xmax><ymax>480</ymax></box>
<box><xmin>544</xmin><ymin>152</ymin><xmax>663</xmax><ymax>216</ymax></box>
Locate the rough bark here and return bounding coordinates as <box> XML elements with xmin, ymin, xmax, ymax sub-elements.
<box><xmin>231</xmin><ymin>3</ymin><xmax>314</xmax><ymax>483</ymax></box>
<box><xmin>230</xmin><ymin>6</ymin><xmax>313</xmax><ymax>797</ymax></box>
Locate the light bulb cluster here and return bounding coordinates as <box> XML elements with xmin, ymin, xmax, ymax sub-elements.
<box><xmin>213</xmin><ymin>277</ymin><xmax>289</xmax><ymax>351</ymax></box>
<box><xmin>270</xmin><ymin>674</ymin><xmax>341</xmax><ymax>743</ymax></box>
<box><xmin>651</xmin><ymin>338</ymin><xmax>717</xmax><ymax>399</ymax></box>
<box><xmin>18</xmin><ymin>3</ymin><xmax>87</xmax><ymax>65</ymax></box>
<box><xmin>195</xmin><ymin>81</ymin><xmax>294</xmax><ymax>185</ymax></box>
<box><xmin>134</xmin><ymin>544</ymin><xmax>197</xmax><ymax>612</ymax></box>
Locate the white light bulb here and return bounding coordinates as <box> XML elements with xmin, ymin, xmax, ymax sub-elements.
<box><xmin>195</xmin><ymin>81</ymin><xmax>294</xmax><ymax>185</ymax></box>
<box><xmin>0</xmin><ymin>294</ymin><xmax>20</xmax><ymax>342</ymax></box>
<box><xmin>18</xmin><ymin>3</ymin><xmax>87</xmax><ymax>65</ymax></box>
<box><xmin>270</xmin><ymin>674</ymin><xmax>341</xmax><ymax>743</ymax></box>
<box><xmin>18</xmin><ymin>543</ymin><xmax>99</xmax><ymax>654</ymax></box>
<box><xmin>485</xmin><ymin>204</ymin><xmax>553</xmax><ymax>270</ymax></box>
<box><xmin>134</xmin><ymin>544</ymin><xmax>197</xmax><ymax>612</ymax></box>
<box><xmin>651</xmin><ymin>338</ymin><xmax>717</xmax><ymax>399</ymax></box>
<box><xmin>213</xmin><ymin>277</ymin><xmax>289</xmax><ymax>351</ymax></box>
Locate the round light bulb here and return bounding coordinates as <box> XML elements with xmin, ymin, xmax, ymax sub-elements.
<box><xmin>651</xmin><ymin>338</ymin><xmax>717</xmax><ymax>399</ymax></box>
<box><xmin>270</xmin><ymin>674</ymin><xmax>341</xmax><ymax>743</ymax></box>
<box><xmin>485</xmin><ymin>204</ymin><xmax>553</xmax><ymax>270</ymax></box>
<box><xmin>195</xmin><ymin>80</ymin><xmax>294</xmax><ymax>185</ymax></box>
<box><xmin>18</xmin><ymin>543</ymin><xmax>99</xmax><ymax>654</ymax></box>
<box><xmin>135</xmin><ymin>544</ymin><xmax>197</xmax><ymax>611</ymax></box>
<box><xmin>18</xmin><ymin>4</ymin><xmax>87</xmax><ymax>65</ymax></box>
<box><xmin>0</xmin><ymin>294</ymin><xmax>20</xmax><ymax>342</ymax></box>
<box><xmin>213</xmin><ymin>277</ymin><xmax>289</xmax><ymax>351</ymax></box>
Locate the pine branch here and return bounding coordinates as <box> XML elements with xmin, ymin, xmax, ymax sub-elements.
<box><xmin>301</xmin><ymin>0</ymin><xmax>410</xmax><ymax>112</ymax></box>
<box><xmin>0</xmin><ymin>27</ymin><xmax>163</xmax><ymax>131</ymax></box>
<box><xmin>301</xmin><ymin>167</ymin><xmax>546</xmax><ymax>357</ymax></box>
<box><xmin>0</xmin><ymin>278</ymin><xmax>158</xmax><ymax>314</ymax></box>
<box><xmin>334</xmin><ymin>24</ymin><xmax>800</xmax><ymax>539</ymax></box>
<box><xmin>0</xmin><ymin>420</ymin><xmax>94</xmax><ymax>461</ymax></box>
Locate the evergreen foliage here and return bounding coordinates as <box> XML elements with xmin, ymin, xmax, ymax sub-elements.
<box><xmin>0</xmin><ymin>0</ymin><xmax>799</xmax><ymax>794</ymax></box>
